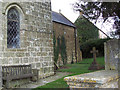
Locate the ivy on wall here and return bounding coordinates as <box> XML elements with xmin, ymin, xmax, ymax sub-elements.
<box><xmin>53</xmin><ymin>31</ymin><xmax>67</xmax><ymax>65</ymax></box>
<box><xmin>53</xmin><ymin>31</ymin><xmax>58</xmax><ymax>63</ymax></box>
<box><xmin>60</xmin><ymin>36</ymin><xmax>67</xmax><ymax>65</ymax></box>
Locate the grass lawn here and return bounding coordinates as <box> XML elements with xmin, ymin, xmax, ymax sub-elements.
<box><xmin>33</xmin><ymin>57</ymin><xmax>104</xmax><ymax>89</ymax></box>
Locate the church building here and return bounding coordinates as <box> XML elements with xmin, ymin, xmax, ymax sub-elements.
<box><xmin>0</xmin><ymin>0</ymin><xmax>54</xmax><ymax>88</ymax></box>
<box><xmin>52</xmin><ymin>11</ymin><xmax>78</xmax><ymax>65</ymax></box>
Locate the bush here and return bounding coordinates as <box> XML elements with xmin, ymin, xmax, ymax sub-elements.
<box><xmin>80</xmin><ymin>38</ymin><xmax>110</xmax><ymax>58</ymax></box>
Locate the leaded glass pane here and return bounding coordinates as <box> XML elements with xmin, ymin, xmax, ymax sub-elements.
<box><xmin>7</xmin><ymin>8</ymin><xmax>20</xmax><ymax>48</ymax></box>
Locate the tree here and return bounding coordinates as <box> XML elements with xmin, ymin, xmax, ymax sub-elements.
<box><xmin>73</xmin><ymin>1</ymin><xmax>120</xmax><ymax>38</ymax></box>
<box><xmin>60</xmin><ymin>36</ymin><xmax>67</xmax><ymax>65</ymax></box>
<box><xmin>74</xmin><ymin>16</ymin><xmax>99</xmax><ymax>43</ymax></box>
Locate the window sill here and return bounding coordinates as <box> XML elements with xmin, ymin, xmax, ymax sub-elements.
<box><xmin>6</xmin><ymin>48</ymin><xmax>27</xmax><ymax>52</ymax></box>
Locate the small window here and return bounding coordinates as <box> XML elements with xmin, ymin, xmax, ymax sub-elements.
<box><xmin>7</xmin><ymin>8</ymin><xmax>20</xmax><ymax>48</ymax></box>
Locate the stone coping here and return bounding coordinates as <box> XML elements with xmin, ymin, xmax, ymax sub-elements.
<box><xmin>64</xmin><ymin>70</ymin><xmax>119</xmax><ymax>84</ymax></box>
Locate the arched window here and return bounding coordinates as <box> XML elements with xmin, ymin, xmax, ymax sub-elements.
<box><xmin>7</xmin><ymin>8</ymin><xmax>20</xmax><ymax>48</ymax></box>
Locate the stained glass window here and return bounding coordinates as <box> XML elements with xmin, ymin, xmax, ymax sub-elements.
<box><xmin>7</xmin><ymin>8</ymin><xmax>20</xmax><ymax>48</ymax></box>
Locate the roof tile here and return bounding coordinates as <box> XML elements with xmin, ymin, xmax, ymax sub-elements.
<box><xmin>52</xmin><ymin>11</ymin><xmax>75</xmax><ymax>28</ymax></box>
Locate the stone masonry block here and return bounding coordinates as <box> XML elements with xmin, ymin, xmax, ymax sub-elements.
<box><xmin>1</xmin><ymin>1</ymin><xmax>54</xmax><ymax>80</ymax></box>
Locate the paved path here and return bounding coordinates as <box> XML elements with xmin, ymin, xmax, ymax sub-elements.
<box><xmin>19</xmin><ymin>72</ymin><xmax>71</xmax><ymax>89</ymax></box>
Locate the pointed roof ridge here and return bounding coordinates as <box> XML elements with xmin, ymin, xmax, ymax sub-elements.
<box><xmin>52</xmin><ymin>11</ymin><xmax>76</xmax><ymax>28</ymax></box>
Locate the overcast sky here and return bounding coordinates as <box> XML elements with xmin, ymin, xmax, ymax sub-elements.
<box><xmin>51</xmin><ymin>0</ymin><xmax>79</xmax><ymax>23</ymax></box>
<box><xmin>51</xmin><ymin>0</ymin><xmax>114</xmax><ymax>37</ymax></box>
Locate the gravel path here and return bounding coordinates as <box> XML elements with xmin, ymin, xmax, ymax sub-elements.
<box><xmin>18</xmin><ymin>72</ymin><xmax>71</xmax><ymax>89</ymax></box>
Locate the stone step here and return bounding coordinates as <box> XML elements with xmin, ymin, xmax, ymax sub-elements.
<box><xmin>64</xmin><ymin>70</ymin><xmax>119</xmax><ymax>88</ymax></box>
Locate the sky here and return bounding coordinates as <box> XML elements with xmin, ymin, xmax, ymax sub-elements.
<box><xmin>51</xmin><ymin>0</ymin><xmax>79</xmax><ymax>23</ymax></box>
<box><xmin>51</xmin><ymin>0</ymin><xmax>113</xmax><ymax>37</ymax></box>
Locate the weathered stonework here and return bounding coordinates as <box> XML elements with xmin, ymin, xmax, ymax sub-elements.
<box><xmin>0</xmin><ymin>2</ymin><xmax>3</xmax><ymax>89</ymax></box>
<box><xmin>64</xmin><ymin>39</ymin><xmax>120</xmax><ymax>89</ymax></box>
<box><xmin>76</xmin><ymin>37</ymin><xmax>82</xmax><ymax>62</ymax></box>
<box><xmin>0</xmin><ymin>66</ymin><xmax>2</xmax><ymax>89</ymax></box>
<box><xmin>53</xmin><ymin>22</ymin><xmax>76</xmax><ymax>64</ymax></box>
<box><xmin>104</xmin><ymin>39</ymin><xmax>120</xmax><ymax>70</ymax></box>
<box><xmin>64</xmin><ymin>70</ymin><xmax>119</xmax><ymax>88</ymax></box>
<box><xmin>0</xmin><ymin>0</ymin><xmax>54</xmax><ymax>83</ymax></box>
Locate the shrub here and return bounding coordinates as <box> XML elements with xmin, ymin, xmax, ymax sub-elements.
<box><xmin>80</xmin><ymin>38</ymin><xmax>110</xmax><ymax>58</ymax></box>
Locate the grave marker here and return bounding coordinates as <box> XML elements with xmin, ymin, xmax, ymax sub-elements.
<box><xmin>88</xmin><ymin>47</ymin><xmax>102</xmax><ymax>70</ymax></box>
<box><xmin>64</xmin><ymin>39</ymin><xmax>119</xmax><ymax>88</ymax></box>
<box><xmin>90</xmin><ymin>47</ymin><xmax>98</xmax><ymax>63</ymax></box>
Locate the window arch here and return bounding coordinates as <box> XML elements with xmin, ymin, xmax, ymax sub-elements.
<box><xmin>7</xmin><ymin>8</ymin><xmax>20</xmax><ymax>48</ymax></box>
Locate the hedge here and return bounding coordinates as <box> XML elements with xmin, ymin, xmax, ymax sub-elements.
<box><xmin>80</xmin><ymin>38</ymin><xmax>110</xmax><ymax>58</ymax></box>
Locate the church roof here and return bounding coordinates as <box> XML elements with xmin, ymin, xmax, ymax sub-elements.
<box><xmin>52</xmin><ymin>11</ymin><xmax>76</xmax><ymax>28</ymax></box>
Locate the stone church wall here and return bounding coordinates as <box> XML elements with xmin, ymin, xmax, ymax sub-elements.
<box><xmin>53</xmin><ymin>22</ymin><xmax>76</xmax><ymax>64</ymax></box>
<box><xmin>0</xmin><ymin>1</ymin><xmax>54</xmax><ymax>78</ymax></box>
<box><xmin>104</xmin><ymin>39</ymin><xmax>120</xmax><ymax>70</ymax></box>
<box><xmin>0</xmin><ymin>2</ymin><xmax>3</xmax><ymax>88</ymax></box>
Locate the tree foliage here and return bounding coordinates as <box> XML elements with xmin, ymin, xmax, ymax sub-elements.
<box><xmin>74</xmin><ymin>16</ymin><xmax>99</xmax><ymax>43</ymax></box>
<box><xmin>53</xmin><ymin>32</ymin><xmax>67</xmax><ymax>65</ymax></box>
<box><xmin>60</xmin><ymin>36</ymin><xmax>67</xmax><ymax>65</ymax></box>
<box><xmin>73</xmin><ymin>1</ymin><xmax>120</xmax><ymax>37</ymax></box>
<box><xmin>81</xmin><ymin>38</ymin><xmax>110</xmax><ymax>58</ymax></box>
<box><xmin>53</xmin><ymin>32</ymin><xmax>59</xmax><ymax>63</ymax></box>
